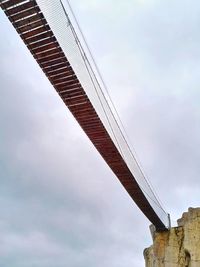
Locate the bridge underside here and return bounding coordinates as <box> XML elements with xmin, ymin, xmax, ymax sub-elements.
<box><xmin>0</xmin><ymin>0</ymin><xmax>168</xmax><ymax>230</ymax></box>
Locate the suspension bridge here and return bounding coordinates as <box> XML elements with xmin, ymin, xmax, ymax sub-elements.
<box><xmin>0</xmin><ymin>0</ymin><xmax>170</xmax><ymax>230</ymax></box>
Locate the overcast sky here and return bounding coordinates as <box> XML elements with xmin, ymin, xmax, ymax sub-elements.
<box><xmin>1</xmin><ymin>0</ymin><xmax>200</xmax><ymax>266</ymax></box>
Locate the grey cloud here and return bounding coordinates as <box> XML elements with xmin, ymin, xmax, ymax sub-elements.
<box><xmin>1</xmin><ymin>0</ymin><xmax>200</xmax><ymax>266</ymax></box>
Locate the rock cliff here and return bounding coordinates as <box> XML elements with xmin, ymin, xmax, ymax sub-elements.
<box><xmin>144</xmin><ymin>207</ymin><xmax>200</xmax><ymax>267</ymax></box>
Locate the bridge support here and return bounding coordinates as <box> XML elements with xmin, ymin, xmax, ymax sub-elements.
<box><xmin>144</xmin><ymin>207</ymin><xmax>200</xmax><ymax>267</ymax></box>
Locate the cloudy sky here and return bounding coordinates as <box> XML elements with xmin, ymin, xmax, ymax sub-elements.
<box><xmin>1</xmin><ymin>0</ymin><xmax>200</xmax><ymax>266</ymax></box>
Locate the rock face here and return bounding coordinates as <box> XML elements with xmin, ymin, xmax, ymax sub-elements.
<box><xmin>144</xmin><ymin>207</ymin><xmax>200</xmax><ymax>267</ymax></box>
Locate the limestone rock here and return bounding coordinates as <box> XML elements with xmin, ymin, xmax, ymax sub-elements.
<box><xmin>144</xmin><ymin>207</ymin><xmax>200</xmax><ymax>267</ymax></box>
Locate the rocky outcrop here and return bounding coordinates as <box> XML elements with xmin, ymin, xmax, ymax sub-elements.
<box><xmin>144</xmin><ymin>207</ymin><xmax>200</xmax><ymax>267</ymax></box>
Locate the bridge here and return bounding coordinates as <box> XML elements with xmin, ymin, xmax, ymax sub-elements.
<box><xmin>0</xmin><ymin>0</ymin><xmax>170</xmax><ymax>230</ymax></box>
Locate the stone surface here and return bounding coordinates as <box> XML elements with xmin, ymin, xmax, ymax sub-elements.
<box><xmin>144</xmin><ymin>207</ymin><xmax>200</xmax><ymax>267</ymax></box>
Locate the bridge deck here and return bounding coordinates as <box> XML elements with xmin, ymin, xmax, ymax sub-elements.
<box><xmin>0</xmin><ymin>0</ymin><xmax>168</xmax><ymax>230</ymax></box>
